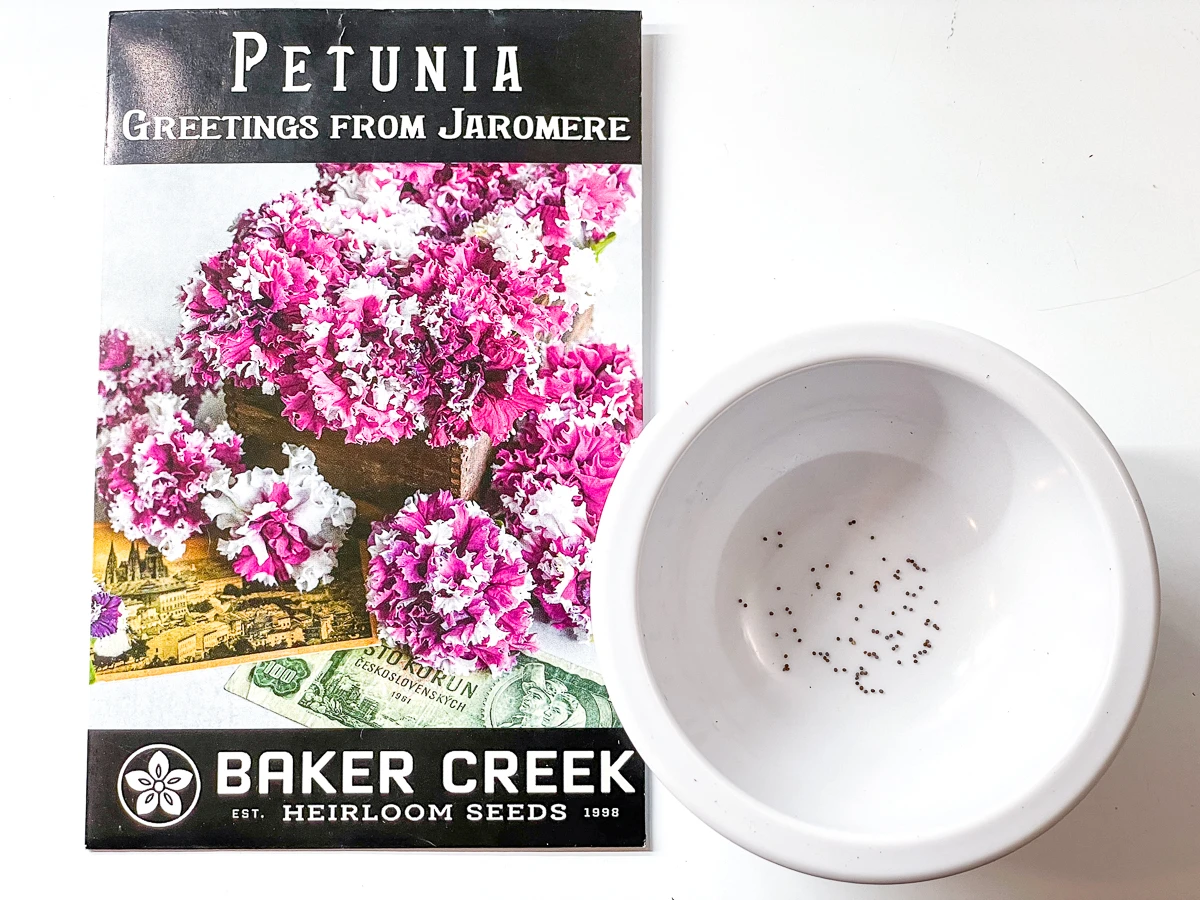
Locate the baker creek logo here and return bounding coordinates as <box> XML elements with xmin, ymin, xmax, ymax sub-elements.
<box><xmin>117</xmin><ymin>744</ymin><xmax>201</xmax><ymax>827</ymax></box>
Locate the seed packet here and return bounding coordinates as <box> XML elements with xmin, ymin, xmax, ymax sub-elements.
<box><xmin>87</xmin><ymin>8</ymin><xmax>645</xmax><ymax>850</ymax></box>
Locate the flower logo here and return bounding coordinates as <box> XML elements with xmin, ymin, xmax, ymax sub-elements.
<box><xmin>117</xmin><ymin>744</ymin><xmax>201</xmax><ymax>827</ymax></box>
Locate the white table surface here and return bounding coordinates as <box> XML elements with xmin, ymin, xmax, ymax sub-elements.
<box><xmin>9</xmin><ymin>1</ymin><xmax>1198</xmax><ymax>896</ymax></box>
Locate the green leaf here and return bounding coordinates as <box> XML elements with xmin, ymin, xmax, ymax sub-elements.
<box><xmin>592</xmin><ymin>231</ymin><xmax>617</xmax><ymax>262</ymax></box>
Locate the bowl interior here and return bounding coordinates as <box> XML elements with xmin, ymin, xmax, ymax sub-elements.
<box><xmin>637</xmin><ymin>358</ymin><xmax>1122</xmax><ymax>839</ymax></box>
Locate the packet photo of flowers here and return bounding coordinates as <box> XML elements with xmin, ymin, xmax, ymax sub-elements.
<box><xmin>94</xmin><ymin>161</ymin><xmax>642</xmax><ymax>685</ymax></box>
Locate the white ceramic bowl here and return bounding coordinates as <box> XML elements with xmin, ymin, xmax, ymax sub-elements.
<box><xmin>593</xmin><ymin>322</ymin><xmax>1158</xmax><ymax>883</ymax></box>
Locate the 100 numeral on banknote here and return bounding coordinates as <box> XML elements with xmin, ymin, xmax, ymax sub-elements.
<box><xmin>226</xmin><ymin>644</ymin><xmax>621</xmax><ymax>729</ymax></box>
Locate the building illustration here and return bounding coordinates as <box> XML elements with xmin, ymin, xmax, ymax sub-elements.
<box><xmin>92</xmin><ymin>527</ymin><xmax>374</xmax><ymax>678</ymax></box>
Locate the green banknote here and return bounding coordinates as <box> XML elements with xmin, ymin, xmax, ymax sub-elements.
<box><xmin>224</xmin><ymin>644</ymin><xmax>621</xmax><ymax>729</ymax></box>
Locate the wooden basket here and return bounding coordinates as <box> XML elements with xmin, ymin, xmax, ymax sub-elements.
<box><xmin>224</xmin><ymin>384</ymin><xmax>494</xmax><ymax>527</ymax></box>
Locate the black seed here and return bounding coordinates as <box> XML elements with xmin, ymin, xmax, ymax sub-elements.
<box><xmin>769</xmin><ymin>611</ymin><xmax>774</xmax><ymax>616</ymax></box>
<box><xmin>870</xmin><ymin>535</ymin><xmax>875</xmax><ymax>540</ymax></box>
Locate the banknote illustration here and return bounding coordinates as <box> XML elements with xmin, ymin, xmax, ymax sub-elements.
<box><xmin>225</xmin><ymin>643</ymin><xmax>621</xmax><ymax>729</ymax></box>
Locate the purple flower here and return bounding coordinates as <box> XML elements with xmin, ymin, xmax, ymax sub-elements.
<box><xmin>91</xmin><ymin>587</ymin><xmax>123</xmax><ymax>638</ymax></box>
<box><xmin>366</xmin><ymin>491</ymin><xmax>535</xmax><ymax>674</ymax></box>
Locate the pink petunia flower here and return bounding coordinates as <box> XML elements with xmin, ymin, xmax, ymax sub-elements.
<box><xmin>491</xmin><ymin>341</ymin><xmax>643</xmax><ymax>634</ymax></box>
<box><xmin>203</xmin><ymin>444</ymin><xmax>356</xmax><ymax>591</ymax></box>
<box><xmin>97</xmin><ymin>392</ymin><xmax>245</xmax><ymax>560</ymax></box>
<box><xmin>98</xmin><ymin>328</ymin><xmax>206</xmax><ymax>432</ymax></box>
<box><xmin>366</xmin><ymin>491</ymin><xmax>536</xmax><ymax>674</ymax></box>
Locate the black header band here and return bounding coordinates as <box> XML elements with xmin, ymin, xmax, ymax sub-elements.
<box><xmin>105</xmin><ymin>9</ymin><xmax>642</xmax><ymax>165</ymax></box>
<box><xmin>87</xmin><ymin>729</ymin><xmax>646</xmax><ymax>849</ymax></box>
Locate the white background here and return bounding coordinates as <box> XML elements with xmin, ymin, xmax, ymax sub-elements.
<box><xmin>5</xmin><ymin>1</ymin><xmax>1199</xmax><ymax>897</ymax></box>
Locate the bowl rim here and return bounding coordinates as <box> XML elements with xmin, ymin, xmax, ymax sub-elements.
<box><xmin>592</xmin><ymin>320</ymin><xmax>1159</xmax><ymax>883</ymax></box>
